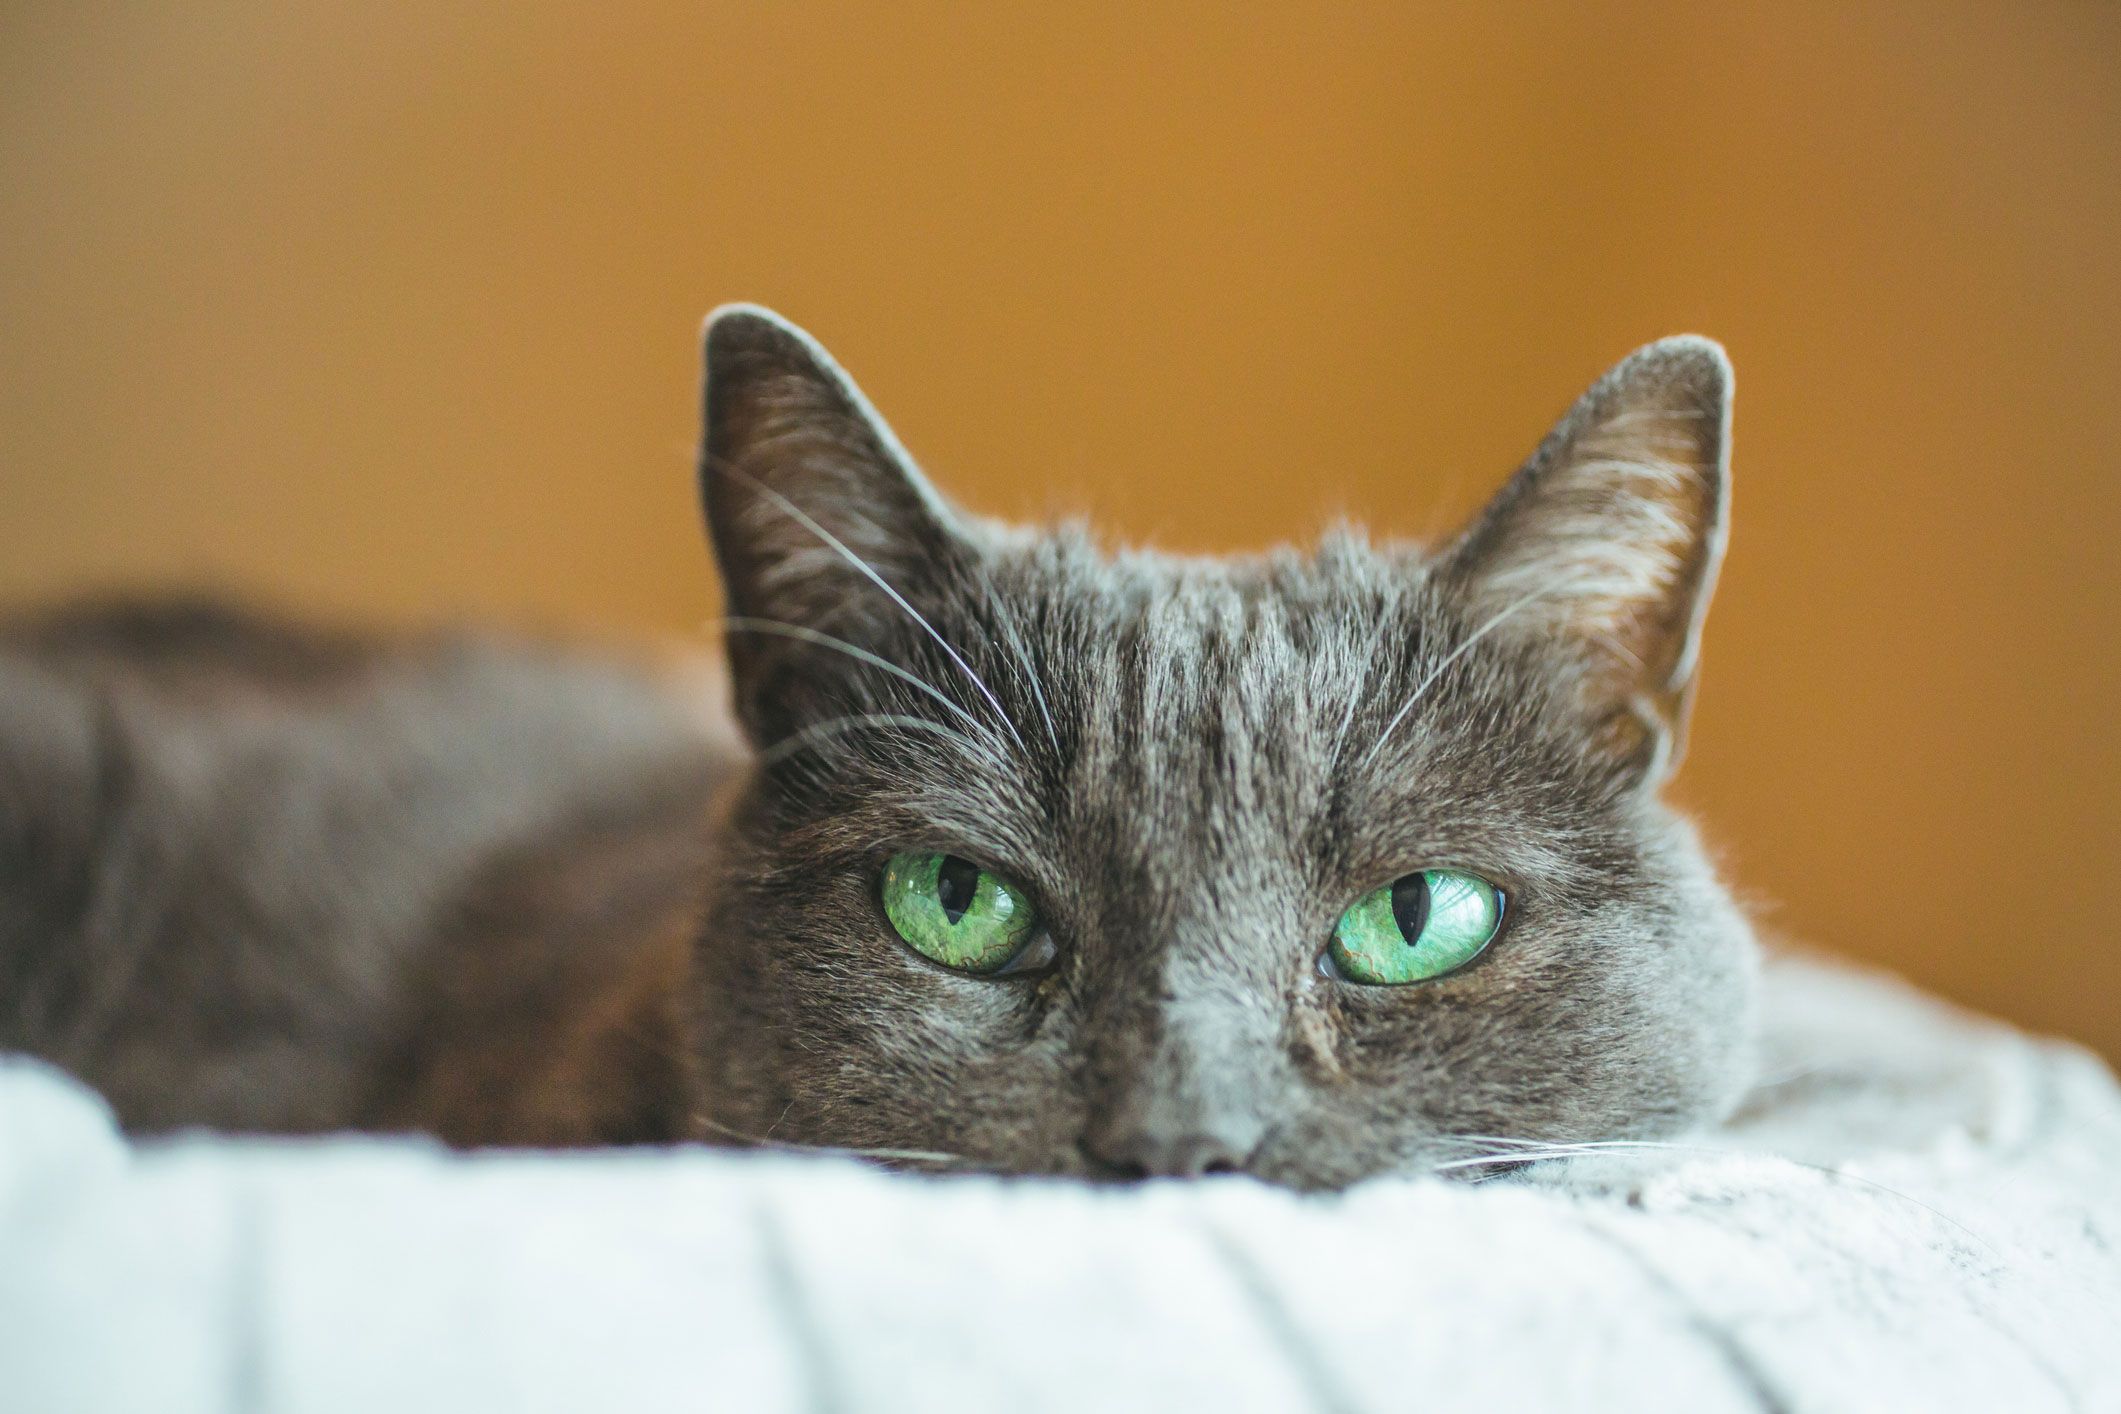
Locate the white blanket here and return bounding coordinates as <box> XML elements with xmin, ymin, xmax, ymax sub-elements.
<box><xmin>4</xmin><ymin>953</ymin><xmax>2117</xmax><ymax>1413</ymax></box>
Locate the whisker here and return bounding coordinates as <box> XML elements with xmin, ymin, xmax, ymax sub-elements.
<box><xmin>1359</xmin><ymin>576</ymin><xmax>1592</xmax><ymax>770</ymax></box>
<box><xmin>979</xmin><ymin>570</ymin><xmax>1062</xmax><ymax>757</ymax></box>
<box><xmin>701</xmin><ymin>452</ymin><xmax>1029</xmax><ymax>755</ymax></box>
<box><xmin>1431</xmin><ymin>1144</ymin><xmax>1616</xmax><ymax>1171</ymax></box>
<box><xmin>1325</xmin><ymin>625</ymin><xmax>1380</xmax><ymax>770</ymax></box>
<box><xmin>716</xmin><ymin>616</ymin><xmax>994</xmax><ymax>738</ymax></box>
<box><xmin>1430</xmin><ymin>1136</ymin><xmax>2001</xmax><ymax>1257</ymax></box>
<box><xmin>1435</xmin><ymin>1134</ymin><xmax>1593</xmax><ymax>1150</ymax></box>
<box><xmin>757</xmin><ymin>713</ymin><xmax>993</xmax><ymax>768</ymax></box>
<box><xmin>695</xmin><ymin>1116</ymin><xmax>966</xmax><ymax>1167</ymax></box>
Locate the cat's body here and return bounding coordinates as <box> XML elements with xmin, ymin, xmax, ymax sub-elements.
<box><xmin>0</xmin><ymin>598</ymin><xmax>731</xmax><ymax>1145</ymax></box>
<box><xmin>0</xmin><ymin>309</ymin><xmax>1758</xmax><ymax>1188</ymax></box>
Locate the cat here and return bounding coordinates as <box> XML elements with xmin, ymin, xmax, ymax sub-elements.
<box><xmin>0</xmin><ymin>306</ymin><xmax>1757</xmax><ymax>1188</ymax></box>
<box><xmin>690</xmin><ymin>307</ymin><xmax>1755</xmax><ymax>1186</ymax></box>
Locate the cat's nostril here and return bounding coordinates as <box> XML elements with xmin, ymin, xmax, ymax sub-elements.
<box><xmin>1083</xmin><ymin>1127</ymin><xmax>1255</xmax><ymax>1180</ymax></box>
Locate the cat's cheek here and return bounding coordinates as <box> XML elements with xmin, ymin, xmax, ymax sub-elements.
<box><xmin>896</xmin><ymin>970</ymin><xmax>1055</xmax><ymax>1044</ymax></box>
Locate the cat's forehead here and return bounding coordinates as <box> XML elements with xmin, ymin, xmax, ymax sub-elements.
<box><xmin>1070</xmin><ymin>571</ymin><xmax>1342</xmax><ymax>799</ymax></box>
<box><xmin>1009</xmin><ymin>536</ymin><xmax>1403</xmax><ymax>734</ymax></box>
<box><xmin>997</xmin><ymin>530</ymin><xmax>1415</xmax><ymax>653</ymax></box>
<box><xmin>920</xmin><ymin>532</ymin><xmax>1616</xmax><ymax>890</ymax></box>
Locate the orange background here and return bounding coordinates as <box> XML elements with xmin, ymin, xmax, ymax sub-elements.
<box><xmin>4</xmin><ymin>3</ymin><xmax>2117</xmax><ymax>1062</ymax></box>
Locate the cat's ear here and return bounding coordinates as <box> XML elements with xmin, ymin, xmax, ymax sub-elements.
<box><xmin>697</xmin><ymin>305</ymin><xmax>971</xmax><ymax>737</ymax></box>
<box><xmin>1441</xmin><ymin>336</ymin><xmax>1731</xmax><ymax>784</ymax></box>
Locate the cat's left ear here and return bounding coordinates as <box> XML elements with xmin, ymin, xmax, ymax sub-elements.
<box><xmin>697</xmin><ymin>304</ymin><xmax>972</xmax><ymax>740</ymax></box>
<box><xmin>1441</xmin><ymin>336</ymin><xmax>1731</xmax><ymax>785</ymax></box>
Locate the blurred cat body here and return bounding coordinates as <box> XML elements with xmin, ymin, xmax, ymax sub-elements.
<box><xmin>0</xmin><ymin>309</ymin><xmax>1756</xmax><ymax>1186</ymax></box>
<box><xmin>0</xmin><ymin>600</ymin><xmax>732</xmax><ymax>1145</ymax></box>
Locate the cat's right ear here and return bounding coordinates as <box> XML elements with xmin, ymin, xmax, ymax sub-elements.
<box><xmin>698</xmin><ymin>305</ymin><xmax>970</xmax><ymax>740</ymax></box>
<box><xmin>1438</xmin><ymin>336</ymin><xmax>1732</xmax><ymax>786</ymax></box>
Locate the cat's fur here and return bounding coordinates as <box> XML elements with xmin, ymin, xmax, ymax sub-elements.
<box><xmin>0</xmin><ymin>600</ymin><xmax>729</xmax><ymax>1144</ymax></box>
<box><xmin>692</xmin><ymin>308</ymin><xmax>1755</xmax><ymax>1186</ymax></box>
<box><xmin>0</xmin><ymin>308</ymin><xmax>1757</xmax><ymax>1188</ymax></box>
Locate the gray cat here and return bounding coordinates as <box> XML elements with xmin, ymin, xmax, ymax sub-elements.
<box><xmin>0</xmin><ymin>306</ymin><xmax>1756</xmax><ymax>1189</ymax></box>
<box><xmin>693</xmin><ymin>307</ymin><xmax>1756</xmax><ymax>1186</ymax></box>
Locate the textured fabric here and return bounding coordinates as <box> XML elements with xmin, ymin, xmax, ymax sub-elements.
<box><xmin>3</xmin><ymin>954</ymin><xmax>2116</xmax><ymax>1413</ymax></box>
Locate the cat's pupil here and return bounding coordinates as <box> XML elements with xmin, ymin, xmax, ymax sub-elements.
<box><xmin>1390</xmin><ymin>874</ymin><xmax>1431</xmax><ymax>944</ymax></box>
<box><xmin>936</xmin><ymin>856</ymin><xmax>981</xmax><ymax>925</ymax></box>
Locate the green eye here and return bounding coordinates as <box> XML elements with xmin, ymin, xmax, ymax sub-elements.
<box><xmin>881</xmin><ymin>852</ymin><xmax>1041</xmax><ymax>975</ymax></box>
<box><xmin>1328</xmin><ymin>870</ymin><xmax>1503</xmax><ymax>985</ymax></box>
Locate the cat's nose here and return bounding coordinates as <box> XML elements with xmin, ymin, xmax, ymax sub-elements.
<box><xmin>1081</xmin><ymin>1114</ymin><xmax>1266</xmax><ymax>1179</ymax></box>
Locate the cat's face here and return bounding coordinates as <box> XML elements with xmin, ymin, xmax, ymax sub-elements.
<box><xmin>690</xmin><ymin>307</ymin><xmax>1756</xmax><ymax>1189</ymax></box>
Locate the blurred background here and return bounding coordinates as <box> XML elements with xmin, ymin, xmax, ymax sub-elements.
<box><xmin>3</xmin><ymin>2</ymin><xmax>2116</xmax><ymax>1063</ymax></box>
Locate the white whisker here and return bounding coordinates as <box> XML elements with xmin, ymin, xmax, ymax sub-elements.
<box><xmin>978</xmin><ymin>570</ymin><xmax>1062</xmax><ymax>756</ymax></box>
<box><xmin>703</xmin><ymin>454</ymin><xmax>1029</xmax><ymax>755</ymax></box>
<box><xmin>1326</xmin><ymin>628</ymin><xmax>1380</xmax><ymax>769</ymax></box>
<box><xmin>757</xmin><ymin>713</ymin><xmax>992</xmax><ymax>768</ymax></box>
<box><xmin>1359</xmin><ymin>576</ymin><xmax>1593</xmax><ymax>770</ymax></box>
<box><xmin>1431</xmin><ymin>1144</ymin><xmax>1614</xmax><ymax>1171</ymax></box>
<box><xmin>717</xmin><ymin>616</ymin><xmax>994</xmax><ymax>738</ymax></box>
<box><xmin>695</xmin><ymin>1116</ymin><xmax>965</xmax><ymax>1167</ymax></box>
<box><xmin>1430</xmin><ymin>1135</ymin><xmax>2000</xmax><ymax>1256</ymax></box>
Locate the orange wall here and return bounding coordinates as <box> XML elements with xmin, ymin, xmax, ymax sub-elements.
<box><xmin>4</xmin><ymin>3</ymin><xmax>2117</xmax><ymax>1062</ymax></box>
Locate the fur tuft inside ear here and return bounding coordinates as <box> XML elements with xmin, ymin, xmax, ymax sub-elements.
<box><xmin>1443</xmin><ymin>335</ymin><xmax>1732</xmax><ymax>782</ymax></box>
<box><xmin>697</xmin><ymin>306</ymin><xmax>970</xmax><ymax>741</ymax></box>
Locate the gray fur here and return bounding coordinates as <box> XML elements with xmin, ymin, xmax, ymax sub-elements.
<box><xmin>0</xmin><ymin>599</ymin><xmax>726</xmax><ymax>1144</ymax></box>
<box><xmin>695</xmin><ymin>307</ymin><xmax>1757</xmax><ymax>1187</ymax></box>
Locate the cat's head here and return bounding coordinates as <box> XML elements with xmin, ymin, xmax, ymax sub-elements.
<box><xmin>690</xmin><ymin>306</ymin><xmax>1756</xmax><ymax>1189</ymax></box>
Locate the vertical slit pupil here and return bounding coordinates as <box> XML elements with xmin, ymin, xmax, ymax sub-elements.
<box><xmin>936</xmin><ymin>855</ymin><xmax>981</xmax><ymax>925</ymax></box>
<box><xmin>1390</xmin><ymin>873</ymin><xmax>1431</xmax><ymax>944</ymax></box>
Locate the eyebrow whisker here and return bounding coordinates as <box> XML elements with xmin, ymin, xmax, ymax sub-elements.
<box><xmin>978</xmin><ymin>568</ymin><xmax>1062</xmax><ymax>757</ymax></box>
<box><xmin>1359</xmin><ymin>576</ymin><xmax>1595</xmax><ymax>770</ymax></box>
<box><xmin>716</xmin><ymin>616</ymin><xmax>993</xmax><ymax>738</ymax></box>
<box><xmin>702</xmin><ymin>452</ymin><xmax>1030</xmax><ymax>757</ymax></box>
<box><xmin>695</xmin><ymin>1116</ymin><xmax>968</xmax><ymax>1167</ymax></box>
<box><xmin>756</xmin><ymin>712</ymin><xmax>995</xmax><ymax>768</ymax></box>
